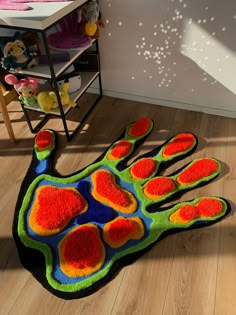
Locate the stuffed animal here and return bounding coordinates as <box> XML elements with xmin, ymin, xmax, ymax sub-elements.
<box><xmin>0</xmin><ymin>32</ymin><xmax>37</xmax><ymax>72</ymax></box>
<box><xmin>5</xmin><ymin>74</ymin><xmax>39</xmax><ymax>107</ymax></box>
<box><xmin>57</xmin><ymin>75</ymin><xmax>81</xmax><ymax>93</ymax></box>
<box><xmin>79</xmin><ymin>0</ymin><xmax>104</xmax><ymax>38</ymax></box>
<box><xmin>37</xmin><ymin>81</ymin><xmax>76</xmax><ymax>113</ymax></box>
<box><xmin>47</xmin><ymin>11</ymin><xmax>91</xmax><ymax>51</ymax></box>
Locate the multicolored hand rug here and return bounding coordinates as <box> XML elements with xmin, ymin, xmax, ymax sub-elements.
<box><xmin>13</xmin><ymin>118</ymin><xmax>230</xmax><ymax>299</ymax></box>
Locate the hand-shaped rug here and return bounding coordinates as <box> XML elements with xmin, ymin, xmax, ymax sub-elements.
<box><xmin>13</xmin><ymin>118</ymin><xmax>230</xmax><ymax>299</ymax></box>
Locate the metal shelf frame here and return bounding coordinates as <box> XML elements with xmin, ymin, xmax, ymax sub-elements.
<box><xmin>0</xmin><ymin>1</ymin><xmax>103</xmax><ymax>141</ymax></box>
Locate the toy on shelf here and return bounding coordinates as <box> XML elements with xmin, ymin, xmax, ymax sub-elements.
<box><xmin>37</xmin><ymin>81</ymin><xmax>76</xmax><ymax>113</ymax></box>
<box><xmin>38</xmin><ymin>52</ymin><xmax>70</xmax><ymax>65</ymax></box>
<box><xmin>0</xmin><ymin>0</ymin><xmax>69</xmax><ymax>11</ymax></box>
<box><xmin>57</xmin><ymin>74</ymin><xmax>81</xmax><ymax>94</ymax></box>
<box><xmin>79</xmin><ymin>0</ymin><xmax>104</xmax><ymax>38</ymax></box>
<box><xmin>0</xmin><ymin>32</ymin><xmax>37</xmax><ymax>72</ymax></box>
<box><xmin>21</xmin><ymin>31</ymin><xmax>42</xmax><ymax>58</ymax></box>
<box><xmin>5</xmin><ymin>74</ymin><xmax>39</xmax><ymax>107</ymax></box>
<box><xmin>47</xmin><ymin>10</ymin><xmax>91</xmax><ymax>51</ymax></box>
<box><xmin>47</xmin><ymin>0</ymin><xmax>104</xmax><ymax>51</ymax></box>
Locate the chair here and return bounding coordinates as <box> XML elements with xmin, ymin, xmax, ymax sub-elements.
<box><xmin>0</xmin><ymin>84</ymin><xmax>17</xmax><ymax>143</ymax></box>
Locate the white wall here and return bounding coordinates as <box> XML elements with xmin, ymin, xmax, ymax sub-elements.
<box><xmin>99</xmin><ymin>0</ymin><xmax>236</xmax><ymax>117</ymax></box>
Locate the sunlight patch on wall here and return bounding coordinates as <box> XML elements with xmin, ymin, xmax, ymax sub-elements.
<box><xmin>181</xmin><ymin>18</ymin><xmax>236</xmax><ymax>95</ymax></box>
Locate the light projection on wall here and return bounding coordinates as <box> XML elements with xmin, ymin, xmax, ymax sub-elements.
<box><xmin>130</xmin><ymin>1</ymin><xmax>236</xmax><ymax>92</ymax></box>
<box><xmin>134</xmin><ymin>3</ymin><xmax>186</xmax><ymax>88</ymax></box>
<box><xmin>102</xmin><ymin>0</ymin><xmax>236</xmax><ymax>109</ymax></box>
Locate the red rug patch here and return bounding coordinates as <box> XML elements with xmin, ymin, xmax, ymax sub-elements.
<box><xmin>163</xmin><ymin>133</ymin><xmax>195</xmax><ymax>157</ymax></box>
<box><xmin>145</xmin><ymin>177</ymin><xmax>175</xmax><ymax>196</ymax></box>
<box><xmin>128</xmin><ymin>118</ymin><xmax>151</xmax><ymax>137</ymax></box>
<box><xmin>198</xmin><ymin>198</ymin><xmax>223</xmax><ymax>217</ymax></box>
<box><xmin>179</xmin><ymin>205</ymin><xmax>199</xmax><ymax>221</ymax></box>
<box><xmin>171</xmin><ymin>197</ymin><xmax>224</xmax><ymax>223</ymax></box>
<box><xmin>35</xmin><ymin>130</ymin><xmax>53</xmax><ymax>150</ymax></box>
<box><xmin>35</xmin><ymin>187</ymin><xmax>86</xmax><ymax>230</ymax></box>
<box><xmin>110</xmin><ymin>140</ymin><xmax>132</xmax><ymax>159</ymax></box>
<box><xmin>95</xmin><ymin>171</ymin><xmax>129</xmax><ymax>207</ymax></box>
<box><xmin>63</xmin><ymin>226</ymin><xmax>101</xmax><ymax>269</ymax></box>
<box><xmin>177</xmin><ymin>158</ymin><xmax>218</xmax><ymax>184</ymax></box>
<box><xmin>131</xmin><ymin>158</ymin><xmax>156</xmax><ymax>179</ymax></box>
<box><xmin>108</xmin><ymin>218</ymin><xmax>136</xmax><ymax>242</ymax></box>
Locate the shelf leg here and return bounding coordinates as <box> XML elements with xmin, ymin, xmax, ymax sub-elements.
<box><xmin>21</xmin><ymin>103</ymin><xmax>49</xmax><ymax>133</ymax></box>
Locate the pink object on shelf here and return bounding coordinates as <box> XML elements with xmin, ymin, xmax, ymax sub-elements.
<box><xmin>48</xmin><ymin>32</ymin><xmax>91</xmax><ymax>51</ymax></box>
<box><xmin>0</xmin><ymin>0</ymin><xmax>29</xmax><ymax>10</ymax></box>
<box><xmin>0</xmin><ymin>0</ymin><xmax>68</xmax><ymax>10</ymax></box>
<box><xmin>13</xmin><ymin>0</ymin><xmax>68</xmax><ymax>2</ymax></box>
<box><xmin>47</xmin><ymin>10</ymin><xmax>92</xmax><ymax>51</ymax></box>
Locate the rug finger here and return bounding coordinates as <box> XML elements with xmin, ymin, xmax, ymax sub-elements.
<box><xmin>103</xmin><ymin>118</ymin><xmax>153</xmax><ymax>170</ymax></box>
<box><xmin>33</xmin><ymin>129</ymin><xmax>56</xmax><ymax>175</ymax></box>
<box><xmin>151</xmin><ymin>196</ymin><xmax>230</xmax><ymax>232</ymax></box>
<box><xmin>143</xmin><ymin>157</ymin><xmax>221</xmax><ymax>208</ymax></box>
<box><xmin>121</xmin><ymin>132</ymin><xmax>197</xmax><ymax>185</ymax></box>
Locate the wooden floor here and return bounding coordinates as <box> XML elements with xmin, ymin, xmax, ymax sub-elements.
<box><xmin>1</xmin><ymin>95</ymin><xmax>236</xmax><ymax>315</ymax></box>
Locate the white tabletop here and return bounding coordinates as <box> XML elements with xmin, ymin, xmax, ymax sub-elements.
<box><xmin>0</xmin><ymin>0</ymin><xmax>87</xmax><ymax>30</ymax></box>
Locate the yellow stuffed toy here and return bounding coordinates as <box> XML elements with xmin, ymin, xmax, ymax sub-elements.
<box><xmin>79</xmin><ymin>0</ymin><xmax>104</xmax><ymax>38</ymax></box>
<box><xmin>37</xmin><ymin>82</ymin><xmax>76</xmax><ymax>113</ymax></box>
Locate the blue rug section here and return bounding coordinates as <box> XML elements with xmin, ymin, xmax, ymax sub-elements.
<box><xmin>75</xmin><ymin>181</ymin><xmax>118</xmax><ymax>224</ymax></box>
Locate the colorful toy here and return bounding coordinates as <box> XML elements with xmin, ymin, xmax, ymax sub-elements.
<box><xmin>37</xmin><ymin>81</ymin><xmax>76</xmax><ymax>113</ymax></box>
<box><xmin>0</xmin><ymin>32</ymin><xmax>37</xmax><ymax>71</ymax></box>
<box><xmin>0</xmin><ymin>0</ymin><xmax>68</xmax><ymax>11</ymax></box>
<box><xmin>79</xmin><ymin>0</ymin><xmax>104</xmax><ymax>38</ymax></box>
<box><xmin>57</xmin><ymin>75</ymin><xmax>81</xmax><ymax>93</ymax></box>
<box><xmin>5</xmin><ymin>74</ymin><xmax>39</xmax><ymax>107</ymax></box>
<box><xmin>47</xmin><ymin>0</ymin><xmax>104</xmax><ymax>51</ymax></box>
<box><xmin>47</xmin><ymin>11</ymin><xmax>91</xmax><ymax>51</ymax></box>
<box><xmin>21</xmin><ymin>31</ymin><xmax>42</xmax><ymax>57</ymax></box>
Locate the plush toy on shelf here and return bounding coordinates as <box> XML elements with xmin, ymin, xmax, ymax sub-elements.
<box><xmin>37</xmin><ymin>81</ymin><xmax>76</xmax><ymax>113</ymax></box>
<box><xmin>79</xmin><ymin>0</ymin><xmax>104</xmax><ymax>38</ymax></box>
<box><xmin>5</xmin><ymin>74</ymin><xmax>39</xmax><ymax>107</ymax></box>
<box><xmin>47</xmin><ymin>11</ymin><xmax>91</xmax><ymax>51</ymax></box>
<box><xmin>47</xmin><ymin>0</ymin><xmax>104</xmax><ymax>51</ymax></box>
<box><xmin>0</xmin><ymin>32</ymin><xmax>37</xmax><ymax>72</ymax></box>
<box><xmin>57</xmin><ymin>74</ymin><xmax>81</xmax><ymax>94</ymax></box>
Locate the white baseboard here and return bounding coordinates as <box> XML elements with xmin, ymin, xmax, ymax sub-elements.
<box><xmin>87</xmin><ymin>87</ymin><xmax>236</xmax><ymax>119</ymax></box>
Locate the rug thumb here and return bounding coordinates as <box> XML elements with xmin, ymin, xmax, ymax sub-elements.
<box><xmin>32</xmin><ymin>129</ymin><xmax>56</xmax><ymax>176</ymax></box>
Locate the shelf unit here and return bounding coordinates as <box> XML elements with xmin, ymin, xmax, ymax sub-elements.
<box><xmin>0</xmin><ymin>0</ymin><xmax>103</xmax><ymax>141</ymax></box>
<box><xmin>17</xmin><ymin>40</ymin><xmax>96</xmax><ymax>79</ymax></box>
